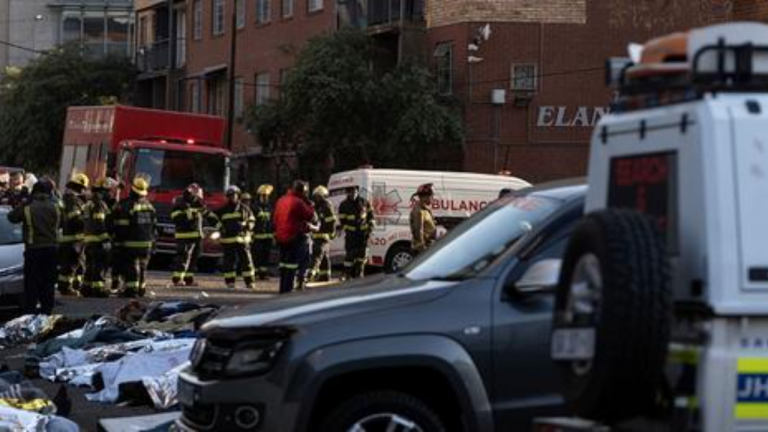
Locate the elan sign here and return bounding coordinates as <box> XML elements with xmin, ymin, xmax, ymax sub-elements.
<box><xmin>537</xmin><ymin>106</ymin><xmax>610</xmax><ymax>128</ymax></box>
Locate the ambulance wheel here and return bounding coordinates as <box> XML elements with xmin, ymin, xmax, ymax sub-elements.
<box><xmin>385</xmin><ymin>243</ymin><xmax>414</xmax><ymax>274</ymax></box>
<box><xmin>552</xmin><ymin>209</ymin><xmax>671</xmax><ymax>422</ymax></box>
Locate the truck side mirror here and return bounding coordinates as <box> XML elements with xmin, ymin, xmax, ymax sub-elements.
<box><xmin>512</xmin><ymin>259</ymin><xmax>562</xmax><ymax>296</ymax></box>
<box><xmin>606</xmin><ymin>57</ymin><xmax>633</xmax><ymax>89</ymax></box>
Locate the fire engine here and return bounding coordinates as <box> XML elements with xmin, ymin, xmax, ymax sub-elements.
<box><xmin>60</xmin><ymin>105</ymin><xmax>230</xmax><ymax>258</ymax></box>
<box><xmin>541</xmin><ymin>22</ymin><xmax>768</xmax><ymax>431</ymax></box>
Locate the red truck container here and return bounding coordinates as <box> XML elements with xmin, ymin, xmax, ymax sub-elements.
<box><xmin>60</xmin><ymin>105</ymin><xmax>231</xmax><ymax>258</ymax></box>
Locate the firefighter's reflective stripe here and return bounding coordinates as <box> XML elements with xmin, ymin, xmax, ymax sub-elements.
<box><xmin>84</xmin><ymin>233</ymin><xmax>110</xmax><ymax>243</ymax></box>
<box><xmin>253</xmin><ymin>233</ymin><xmax>273</xmax><ymax>240</ymax></box>
<box><xmin>279</xmin><ymin>263</ymin><xmax>298</xmax><ymax>270</ymax></box>
<box><xmin>92</xmin><ymin>212</ymin><xmax>107</xmax><ymax>221</ymax></box>
<box><xmin>220</xmin><ymin>236</ymin><xmax>246</xmax><ymax>244</ymax></box>
<box><xmin>59</xmin><ymin>234</ymin><xmax>83</xmax><ymax>243</ymax></box>
<box><xmin>124</xmin><ymin>241</ymin><xmax>153</xmax><ymax>248</ymax></box>
<box><xmin>221</xmin><ymin>212</ymin><xmax>243</xmax><ymax>221</ymax></box>
<box><xmin>172</xmin><ymin>271</ymin><xmax>186</xmax><ymax>279</ymax></box>
<box><xmin>344</xmin><ymin>226</ymin><xmax>358</xmax><ymax>232</ymax></box>
<box><xmin>130</xmin><ymin>204</ymin><xmax>154</xmax><ymax>213</ymax></box>
<box><xmin>323</xmin><ymin>215</ymin><xmax>336</xmax><ymax>223</ymax></box>
<box><xmin>257</xmin><ymin>211</ymin><xmax>270</xmax><ymax>218</ymax></box>
<box><xmin>223</xmin><ymin>272</ymin><xmax>237</xmax><ymax>279</ymax></box>
<box><xmin>66</xmin><ymin>210</ymin><xmax>81</xmax><ymax>219</ymax></box>
<box><xmin>114</xmin><ymin>219</ymin><xmax>130</xmax><ymax>226</ymax></box>
<box><xmin>24</xmin><ymin>207</ymin><xmax>33</xmax><ymax>244</ymax></box>
<box><xmin>58</xmin><ymin>275</ymin><xmax>73</xmax><ymax>283</ymax></box>
<box><xmin>312</xmin><ymin>233</ymin><xmax>331</xmax><ymax>241</ymax></box>
<box><xmin>176</xmin><ymin>231</ymin><xmax>201</xmax><ymax>240</ymax></box>
<box><xmin>736</xmin><ymin>358</ymin><xmax>768</xmax><ymax>419</ymax></box>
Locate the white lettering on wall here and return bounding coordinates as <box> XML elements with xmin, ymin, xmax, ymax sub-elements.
<box><xmin>536</xmin><ymin>106</ymin><xmax>610</xmax><ymax>128</ymax></box>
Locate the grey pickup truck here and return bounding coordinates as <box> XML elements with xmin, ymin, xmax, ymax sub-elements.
<box><xmin>177</xmin><ymin>181</ymin><xmax>586</xmax><ymax>432</ymax></box>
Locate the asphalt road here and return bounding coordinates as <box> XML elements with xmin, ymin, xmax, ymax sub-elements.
<box><xmin>0</xmin><ymin>270</ymin><xmax>286</xmax><ymax>431</ymax></box>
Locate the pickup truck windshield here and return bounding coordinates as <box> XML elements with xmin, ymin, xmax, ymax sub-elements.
<box><xmin>405</xmin><ymin>194</ymin><xmax>559</xmax><ymax>281</ymax></box>
<box><xmin>134</xmin><ymin>148</ymin><xmax>226</xmax><ymax>193</ymax></box>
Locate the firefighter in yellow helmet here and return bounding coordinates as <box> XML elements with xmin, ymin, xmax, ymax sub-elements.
<box><xmin>111</xmin><ymin>175</ymin><xmax>156</xmax><ymax>297</ymax></box>
<box><xmin>250</xmin><ymin>184</ymin><xmax>274</xmax><ymax>280</ymax></box>
<box><xmin>410</xmin><ymin>183</ymin><xmax>437</xmax><ymax>255</ymax></box>
<box><xmin>308</xmin><ymin>185</ymin><xmax>337</xmax><ymax>283</ymax></box>
<box><xmin>80</xmin><ymin>178</ymin><xmax>114</xmax><ymax>297</ymax></box>
<box><xmin>57</xmin><ymin>172</ymin><xmax>89</xmax><ymax>296</ymax></box>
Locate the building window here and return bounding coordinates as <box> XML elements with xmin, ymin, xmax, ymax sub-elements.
<box><xmin>255</xmin><ymin>72</ymin><xmax>271</xmax><ymax>105</ymax></box>
<box><xmin>193</xmin><ymin>0</ymin><xmax>203</xmax><ymax>40</ymax></box>
<box><xmin>236</xmin><ymin>0</ymin><xmax>246</xmax><ymax>28</ymax></box>
<box><xmin>138</xmin><ymin>16</ymin><xmax>148</xmax><ymax>47</ymax></box>
<box><xmin>207</xmin><ymin>77</ymin><xmax>226</xmax><ymax>115</ymax></box>
<box><xmin>434</xmin><ymin>43</ymin><xmax>453</xmax><ymax>95</ymax></box>
<box><xmin>256</xmin><ymin>0</ymin><xmax>271</xmax><ymax>24</ymax></box>
<box><xmin>282</xmin><ymin>0</ymin><xmax>293</xmax><ymax>18</ymax></box>
<box><xmin>175</xmin><ymin>9</ymin><xmax>187</xmax><ymax>67</ymax></box>
<box><xmin>308</xmin><ymin>0</ymin><xmax>323</xmax><ymax>13</ymax></box>
<box><xmin>234</xmin><ymin>77</ymin><xmax>244</xmax><ymax>117</ymax></box>
<box><xmin>61</xmin><ymin>8</ymin><xmax>133</xmax><ymax>58</ymax></box>
<box><xmin>212</xmin><ymin>0</ymin><xmax>225</xmax><ymax>36</ymax></box>
<box><xmin>190</xmin><ymin>80</ymin><xmax>201</xmax><ymax>113</ymax></box>
<box><xmin>511</xmin><ymin>64</ymin><xmax>538</xmax><ymax>92</ymax></box>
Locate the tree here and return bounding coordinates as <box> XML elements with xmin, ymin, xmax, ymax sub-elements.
<box><xmin>0</xmin><ymin>45</ymin><xmax>136</xmax><ymax>173</ymax></box>
<box><xmin>243</xmin><ymin>28</ymin><xmax>464</xmax><ymax>173</ymax></box>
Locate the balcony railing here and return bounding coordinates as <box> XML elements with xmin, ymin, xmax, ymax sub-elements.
<box><xmin>136</xmin><ymin>39</ymin><xmax>170</xmax><ymax>73</ymax></box>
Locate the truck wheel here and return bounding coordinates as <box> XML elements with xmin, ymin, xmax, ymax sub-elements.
<box><xmin>320</xmin><ymin>391</ymin><xmax>447</xmax><ymax>432</ymax></box>
<box><xmin>385</xmin><ymin>244</ymin><xmax>414</xmax><ymax>273</ymax></box>
<box><xmin>552</xmin><ymin>209</ymin><xmax>671</xmax><ymax>422</ymax></box>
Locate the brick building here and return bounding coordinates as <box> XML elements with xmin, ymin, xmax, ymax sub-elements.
<box><xmin>137</xmin><ymin>0</ymin><xmax>743</xmax><ymax>187</ymax></box>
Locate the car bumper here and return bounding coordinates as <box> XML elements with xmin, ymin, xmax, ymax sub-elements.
<box><xmin>176</xmin><ymin>367</ymin><xmax>299</xmax><ymax>432</ymax></box>
<box><xmin>0</xmin><ymin>275</ymin><xmax>23</xmax><ymax>296</ymax></box>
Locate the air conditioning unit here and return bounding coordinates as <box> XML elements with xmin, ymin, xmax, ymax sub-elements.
<box><xmin>491</xmin><ymin>89</ymin><xmax>506</xmax><ymax>105</ymax></box>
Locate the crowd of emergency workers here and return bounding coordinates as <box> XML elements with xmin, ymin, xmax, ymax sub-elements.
<box><xmin>0</xmin><ymin>167</ymin><xmax>448</xmax><ymax>316</ymax></box>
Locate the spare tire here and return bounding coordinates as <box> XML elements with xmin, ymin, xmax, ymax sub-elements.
<box><xmin>552</xmin><ymin>209</ymin><xmax>671</xmax><ymax>422</ymax></box>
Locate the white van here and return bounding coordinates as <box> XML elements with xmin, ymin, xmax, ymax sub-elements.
<box><xmin>327</xmin><ymin>168</ymin><xmax>531</xmax><ymax>273</ymax></box>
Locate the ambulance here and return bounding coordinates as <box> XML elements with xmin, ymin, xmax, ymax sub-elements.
<box><xmin>327</xmin><ymin>168</ymin><xmax>531</xmax><ymax>273</ymax></box>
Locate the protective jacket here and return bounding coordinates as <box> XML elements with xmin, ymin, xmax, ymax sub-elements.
<box><xmin>215</xmin><ymin>202</ymin><xmax>255</xmax><ymax>244</ymax></box>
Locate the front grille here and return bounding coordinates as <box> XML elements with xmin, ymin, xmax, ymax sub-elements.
<box><xmin>195</xmin><ymin>341</ymin><xmax>234</xmax><ymax>379</ymax></box>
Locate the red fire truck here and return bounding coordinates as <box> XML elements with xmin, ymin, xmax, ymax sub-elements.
<box><xmin>60</xmin><ymin>105</ymin><xmax>230</xmax><ymax>258</ymax></box>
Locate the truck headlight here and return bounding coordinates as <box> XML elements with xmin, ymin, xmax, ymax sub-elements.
<box><xmin>225</xmin><ymin>341</ymin><xmax>285</xmax><ymax>376</ymax></box>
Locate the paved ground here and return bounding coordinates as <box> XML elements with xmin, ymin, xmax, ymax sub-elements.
<box><xmin>0</xmin><ymin>270</ymin><xmax>287</xmax><ymax>430</ymax></box>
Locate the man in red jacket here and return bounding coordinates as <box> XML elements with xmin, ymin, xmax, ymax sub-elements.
<box><xmin>273</xmin><ymin>180</ymin><xmax>316</xmax><ymax>294</ymax></box>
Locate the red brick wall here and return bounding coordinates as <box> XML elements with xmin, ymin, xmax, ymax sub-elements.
<box><xmin>734</xmin><ymin>0</ymin><xmax>768</xmax><ymax>20</ymax></box>
<box><xmin>183</xmin><ymin>0</ymin><xmax>336</xmax><ymax>154</ymax></box>
<box><xmin>427</xmin><ymin>0</ymin><xmax>733</xmax><ymax>183</ymax></box>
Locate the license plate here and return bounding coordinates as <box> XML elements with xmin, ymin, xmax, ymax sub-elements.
<box><xmin>177</xmin><ymin>379</ymin><xmax>198</xmax><ymax>406</ymax></box>
<box><xmin>551</xmin><ymin>328</ymin><xmax>596</xmax><ymax>360</ymax></box>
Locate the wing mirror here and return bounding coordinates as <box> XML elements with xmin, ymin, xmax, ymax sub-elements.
<box><xmin>513</xmin><ymin>259</ymin><xmax>562</xmax><ymax>295</ymax></box>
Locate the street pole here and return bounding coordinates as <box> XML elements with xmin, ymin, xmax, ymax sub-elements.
<box><xmin>225</xmin><ymin>0</ymin><xmax>238</xmax><ymax>151</ymax></box>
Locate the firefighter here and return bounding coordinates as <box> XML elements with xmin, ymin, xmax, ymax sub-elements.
<box><xmin>7</xmin><ymin>179</ymin><xmax>60</xmax><ymax>314</ymax></box>
<box><xmin>410</xmin><ymin>183</ymin><xmax>437</xmax><ymax>255</ymax></box>
<box><xmin>170</xmin><ymin>184</ymin><xmax>216</xmax><ymax>287</ymax></box>
<box><xmin>80</xmin><ymin>178</ymin><xmax>114</xmax><ymax>298</ymax></box>
<box><xmin>216</xmin><ymin>186</ymin><xmax>256</xmax><ymax>289</ymax></box>
<box><xmin>112</xmin><ymin>175</ymin><xmax>156</xmax><ymax>298</ymax></box>
<box><xmin>308</xmin><ymin>186</ymin><xmax>337</xmax><ymax>283</ymax></box>
<box><xmin>58</xmin><ymin>173</ymin><xmax>88</xmax><ymax>296</ymax></box>
<box><xmin>338</xmin><ymin>185</ymin><xmax>375</xmax><ymax>280</ymax></box>
<box><xmin>251</xmin><ymin>184</ymin><xmax>274</xmax><ymax>280</ymax></box>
